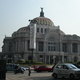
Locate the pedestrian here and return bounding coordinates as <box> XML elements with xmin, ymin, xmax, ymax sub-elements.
<box><xmin>14</xmin><ymin>65</ymin><xmax>19</xmax><ymax>74</ymax></box>
<box><xmin>28</xmin><ymin>67</ymin><xmax>31</xmax><ymax>76</ymax></box>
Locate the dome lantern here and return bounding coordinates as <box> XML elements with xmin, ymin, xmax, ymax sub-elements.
<box><xmin>40</xmin><ymin>8</ymin><xmax>44</xmax><ymax>17</ymax></box>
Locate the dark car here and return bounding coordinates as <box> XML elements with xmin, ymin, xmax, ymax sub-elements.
<box><xmin>6</xmin><ymin>63</ymin><xmax>24</xmax><ymax>74</ymax></box>
<box><xmin>34</xmin><ymin>65</ymin><xmax>52</xmax><ymax>72</ymax></box>
<box><xmin>6</xmin><ymin>63</ymin><xmax>19</xmax><ymax>71</ymax></box>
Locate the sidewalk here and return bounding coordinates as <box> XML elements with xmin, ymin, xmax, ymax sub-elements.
<box><xmin>6</xmin><ymin>71</ymin><xmax>52</xmax><ymax>80</ymax></box>
<box><xmin>6</xmin><ymin>71</ymin><xmax>30</xmax><ymax>80</ymax></box>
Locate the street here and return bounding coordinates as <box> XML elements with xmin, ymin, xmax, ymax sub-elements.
<box><xmin>6</xmin><ymin>70</ymin><xmax>59</xmax><ymax>80</ymax></box>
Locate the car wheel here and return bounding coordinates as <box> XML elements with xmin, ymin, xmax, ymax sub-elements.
<box><xmin>69</xmin><ymin>74</ymin><xmax>75</xmax><ymax>79</ymax></box>
<box><xmin>52</xmin><ymin>73</ymin><xmax>57</xmax><ymax>78</ymax></box>
<box><xmin>48</xmin><ymin>70</ymin><xmax>51</xmax><ymax>72</ymax></box>
<box><xmin>14</xmin><ymin>71</ymin><xmax>17</xmax><ymax>74</ymax></box>
<box><xmin>36</xmin><ymin>70</ymin><xmax>40</xmax><ymax>72</ymax></box>
<box><xmin>21</xmin><ymin>71</ymin><xmax>24</xmax><ymax>74</ymax></box>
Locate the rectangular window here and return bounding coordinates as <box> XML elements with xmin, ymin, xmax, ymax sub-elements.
<box><xmin>41</xmin><ymin>28</ymin><xmax>43</xmax><ymax>33</ymax></box>
<box><xmin>62</xmin><ymin>43</ymin><xmax>67</xmax><ymax>52</ymax></box>
<box><xmin>45</xmin><ymin>28</ymin><xmax>47</xmax><ymax>33</ymax></box>
<box><xmin>27</xmin><ymin>40</ymin><xmax>30</xmax><ymax>51</ymax></box>
<box><xmin>48</xmin><ymin>42</ymin><xmax>56</xmax><ymax>51</ymax></box>
<box><xmin>37</xmin><ymin>28</ymin><xmax>39</xmax><ymax>33</ymax></box>
<box><xmin>38</xmin><ymin>41</ymin><xmax>44</xmax><ymax>51</ymax></box>
<box><xmin>48</xmin><ymin>46</ymin><xmax>50</xmax><ymax>51</ymax></box>
<box><xmin>72</xmin><ymin>43</ymin><xmax>78</xmax><ymax>53</ymax></box>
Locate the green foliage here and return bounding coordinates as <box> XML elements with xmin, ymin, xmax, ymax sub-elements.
<box><xmin>25</xmin><ymin>60</ymin><xmax>44</xmax><ymax>65</ymax></box>
<box><xmin>33</xmin><ymin>61</ymin><xmax>44</xmax><ymax>65</ymax></box>
<box><xmin>16</xmin><ymin>59</ymin><xmax>26</xmax><ymax>64</ymax></box>
<box><xmin>16</xmin><ymin>59</ymin><xmax>46</xmax><ymax>65</ymax></box>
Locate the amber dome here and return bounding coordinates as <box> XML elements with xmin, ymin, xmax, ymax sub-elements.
<box><xmin>32</xmin><ymin>17</ymin><xmax>54</xmax><ymax>26</ymax></box>
<box><xmin>30</xmin><ymin>8</ymin><xmax>54</xmax><ymax>26</ymax></box>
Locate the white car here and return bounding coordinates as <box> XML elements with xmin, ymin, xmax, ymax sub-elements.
<box><xmin>52</xmin><ymin>63</ymin><xmax>80</xmax><ymax>79</ymax></box>
<box><xmin>21</xmin><ymin>67</ymin><xmax>29</xmax><ymax>71</ymax></box>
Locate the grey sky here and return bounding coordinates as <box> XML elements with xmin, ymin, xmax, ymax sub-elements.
<box><xmin>0</xmin><ymin>0</ymin><xmax>80</xmax><ymax>51</ymax></box>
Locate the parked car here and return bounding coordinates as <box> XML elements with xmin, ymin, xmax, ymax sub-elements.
<box><xmin>21</xmin><ymin>66</ymin><xmax>29</xmax><ymax>71</ymax></box>
<box><xmin>73</xmin><ymin>64</ymin><xmax>80</xmax><ymax>68</ymax></box>
<box><xmin>34</xmin><ymin>65</ymin><xmax>52</xmax><ymax>72</ymax></box>
<box><xmin>6</xmin><ymin>63</ymin><xmax>24</xmax><ymax>74</ymax></box>
<box><xmin>52</xmin><ymin>63</ymin><xmax>80</xmax><ymax>79</ymax></box>
<box><xmin>6</xmin><ymin>63</ymin><xmax>19</xmax><ymax>71</ymax></box>
<box><xmin>14</xmin><ymin>66</ymin><xmax>24</xmax><ymax>74</ymax></box>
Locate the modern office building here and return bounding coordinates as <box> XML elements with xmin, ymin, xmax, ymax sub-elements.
<box><xmin>2</xmin><ymin>8</ymin><xmax>80</xmax><ymax>64</ymax></box>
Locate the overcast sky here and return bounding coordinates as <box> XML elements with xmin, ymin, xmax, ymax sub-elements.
<box><xmin>0</xmin><ymin>0</ymin><xmax>80</xmax><ymax>51</ymax></box>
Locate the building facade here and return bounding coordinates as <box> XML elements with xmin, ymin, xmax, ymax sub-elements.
<box><xmin>2</xmin><ymin>8</ymin><xmax>80</xmax><ymax>64</ymax></box>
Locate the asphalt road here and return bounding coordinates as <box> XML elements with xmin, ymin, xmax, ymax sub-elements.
<box><xmin>6</xmin><ymin>70</ymin><xmax>59</xmax><ymax>80</ymax></box>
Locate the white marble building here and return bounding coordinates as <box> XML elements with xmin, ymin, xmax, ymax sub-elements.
<box><xmin>2</xmin><ymin>8</ymin><xmax>80</xmax><ymax>64</ymax></box>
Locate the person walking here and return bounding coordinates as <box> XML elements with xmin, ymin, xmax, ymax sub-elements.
<box><xmin>28</xmin><ymin>67</ymin><xmax>31</xmax><ymax>76</ymax></box>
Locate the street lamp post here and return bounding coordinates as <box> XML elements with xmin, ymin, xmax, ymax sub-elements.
<box><xmin>29</xmin><ymin>20</ymin><xmax>37</xmax><ymax>63</ymax></box>
<box><xmin>58</xmin><ymin>26</ymin><xmax>61</xmax><ymax>63</ymax></box>
<box><xmin>58</xmin><ymin>26</ymin><xmax>64</xmax><ymax>63</ymax></box>
<box><xmin>30</xmin><ymin>49</ymin><xmax>34</xmax><ymax>63</ymax></box>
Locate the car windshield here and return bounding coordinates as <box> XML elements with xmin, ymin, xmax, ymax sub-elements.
<box><xmin>67</xmin><ymin>64</ymin><xmax>78</xmax><ymax>69</ymax></box>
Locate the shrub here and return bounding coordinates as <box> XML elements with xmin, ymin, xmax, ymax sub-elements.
<box><xmin>17</xmin><ymin>59</ymin><xmax>26</xmax><ymax>64</ymax></box>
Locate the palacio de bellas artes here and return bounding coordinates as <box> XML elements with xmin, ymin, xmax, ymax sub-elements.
<box><xmin>1</xmin><ymin>8</ymin><xmax>80</xmax><ymax>64</ymax></box>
